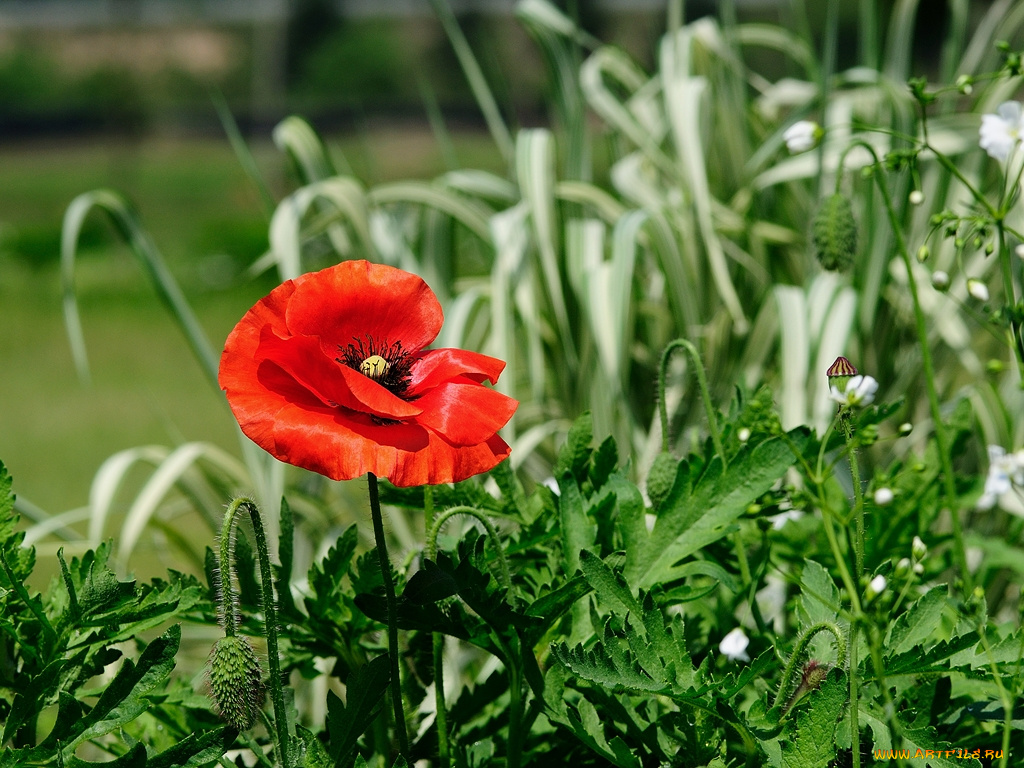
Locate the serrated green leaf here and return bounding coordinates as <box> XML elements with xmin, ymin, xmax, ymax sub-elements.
<box><xmin>558</xmin><ymin>473</ymin><xmax>595</xmax><ymax>577</ymax></box>
<box><xmin>148</xmin><ymin>725</ymin><xmax>237</xmax><ymax>768</ymax></box>
<box><xmin>885</xmin><ymin>631</ymin><xmax>980</xmax><ymax>676</ymax></box>
<box><xmin>589</xmin><ymin>436</ymin><xmax>619</xmax><ymax>489</ymax></box>
<box><xmin>66</xmin><ymin>742</ymin><xmax>147</xmax><ymax>768</ymax></box>
<box><xmin>70</xmin><ymin>624</ymin><xmax>181</xmax><ymax>749</ymax></box>
<box><xmin>796</xmin><ymin>560</ymin><xmax>841</xmax><ymax>629</ymax></box>
<box><xmin>629</xmin><ymin>431</ymin><xmax>808</xmax><ymax>588</ymax></box>
<box><xmin>780</xmin><ymin>668</ymin><xmax>847</xmax><ymax>768</ymax></box>
<box><xmin>555</xmin><ymin>412</ymin><xmax>594</xmax><ymax>482</ymax></box>
<box><xmin>885</xmin><ymin>586</ymin><xmax>950</xmax><ymax>658</ymax></box>
<box><xmin>327</xmin><ymin>655</ymin><xmax>390</xmax><ymax>766</ymax></box>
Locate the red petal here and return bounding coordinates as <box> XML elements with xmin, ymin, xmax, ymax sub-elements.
<box><xmin>285</xmin><ymin>260</ymin><xmax>443</xmax><ymax>354</ymax></box>
<box><xmin>413</xmin><ymin>380</ymin><xmax>517</xmax><ymax>446</ymax></box>
<box><xmin>407</xmin><ymin>348</ymin><xmax>506</xmax><ymax>393</ymax></box>
<box><xmin>253</xmin><ymin>327</ymin><xmax>422</xmax><ymax>420</ymax></box>
<box><xmin>229</xmin><ymin>397</ymin><xmax>510</xmax><ymax>486</ymax></box>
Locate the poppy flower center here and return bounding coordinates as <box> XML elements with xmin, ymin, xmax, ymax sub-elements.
<box><xmin>337</xmin><ymin>336</ymin><xmax>414</xmax><ymax>399</ymax></box>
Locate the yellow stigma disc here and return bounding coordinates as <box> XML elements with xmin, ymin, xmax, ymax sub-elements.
<box><xmin>360</xmin><ymin>355</ymin><xmax>389</xmax><ymax>379</ymax></box>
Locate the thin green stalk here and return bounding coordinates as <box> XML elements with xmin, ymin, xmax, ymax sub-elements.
<box><xmin>845</xmin><ymin>428</ymin><xmax>866</xmax><ymax>578</ymax></box>
<box><xmin>424</xmin><ymin>486</ymin><xmax>451</xmax><ymax>768</ymax></box>
<box><xmin>432</xmin><ymin>632</ymin><xmax>450</xmax><ymax>768</ymax></box>
<box><xmin>996</xmin><ymin>222</ymin><xmax>1024</xmax><ymax>380</ymax></box>
<box><xmin>367</xmin><ymin>473</ymin><xmax>410</xmax><ymax>760</ymax></box>
<box><xmin>849</xmin><ymin>626</ymin><xmax>862</xmax><ymax>768</ymax></box>
<box><xmin>658</xmin><ymin>339</ymin><xmax>725</xmax><ymax>464</ymax></box>
<box><xmin>847</xmin><ymin>141</ymin><xmax>971</xmax><ymax>591</ymax></box>
<box><xmin>221</xmin><ymin>497</ymin><xmax>292</xmax><ymax>768</ymax></box>
<box><xmin>425</xmin><ymin>505</ymin><xmax>521</xmax><ymax>766</ymax></box>
<box><xmin>427</xmin><ymin>505</ymin><xmax>514</xmax><ymax>599</ymax></box>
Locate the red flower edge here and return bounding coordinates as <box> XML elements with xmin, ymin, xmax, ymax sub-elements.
<box><xmin>219</xmin><ymin>260</ymin><xmax>518</xmax><ymax>487</ymax></box>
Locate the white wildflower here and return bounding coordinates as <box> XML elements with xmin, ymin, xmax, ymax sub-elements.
<box><xmin>977</xmin><ymin>445</ymin><xmax>1024</xmax><ymax>510</ymax></box>
<box><xmin>719</xmin><ymin>627</ymin><xmax>750</xmax><ymax>662</ymax></box>
<box><xmin>829</xmin><ymin>374</ymin><xmax>879</xmax><ymax>408</ymax></box>
<box><xmin>980</xmin><ymin>101</ymin><xmax>1024</xmax><ymax>161</ymax></box>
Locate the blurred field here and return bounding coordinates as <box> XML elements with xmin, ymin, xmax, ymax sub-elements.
<box><xmin>0</xmin><ymin>127</ymin><xmax>503</xmax><ymax>514</ymax></box>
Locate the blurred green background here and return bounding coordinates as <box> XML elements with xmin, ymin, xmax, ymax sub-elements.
<box><xmin>0</xmin><ymin>0</ymin><xmax>973</xmax><ymax>514</ymax></box>
<box><xmin>0</xmin><ymin>0</ymin><xmax>665</xmax><ymax>514</ymax></box>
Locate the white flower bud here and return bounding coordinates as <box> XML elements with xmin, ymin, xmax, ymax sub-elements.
<box><xmin>912</xmin><ymin>535</ymin><xmax>927</xmax><ymax>561</ymax></box>
<box><xmin>967</xmin><ymin>278</ymin><xmax>990</xmax><ymax>301</ymax></box>
<box><xmin>783</xmin><ymin>120</ymin><xmax>822</xmax><ymax>154</ymax></box>
<box><xmin>873</xmin><ymin>487</ymin><xmax>894</xmax><ymax>506</ymax></box>
<box><xmin>909</xmin><ymin>190</ymin><xmax>924</xmax><ymax>205</ymax></box>
<box><xmin>866</xmin><ymin>574</ymin><xmax>887</xmax><ymax>599</ymax></box>
<box><xmin>738</xmin><ymin>427</ymin><xmax>751</xmax><ymax>443</ymax></box>
<box><xmin>931</xmin><ymin>271</ymin><xmax>950</xmax><ymax>291</ymax></box>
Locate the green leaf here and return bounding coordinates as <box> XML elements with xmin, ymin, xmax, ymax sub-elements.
<box><xmin>554</xmin><ymin>412</ymin><xmax>594</xmax><ymax>483</ymax></box>
<box><xmin>327</xmin><ymin>655</ymin><xmax>391</xmax><ymax>767</ymax></box>
<box><xmin>628</xmin><ymin>430</ymin><xmax>808</xmax><ymax>588</ymax></box>
<box><xmin>885</xmin><ymin>586</ymin><xmax>950</xmax><ymax>658</ymax></box>
<box><xmin>885</xmin><ymin>631</ymin><xmax>980</xmax><ymax>676</ymax></box>
<box><xmin>66</xmin><ymin>743</ymin><xmax>147</xmax><ymax>768</ymax></box>
<box><xmin>558</xmin><ymin>472</ymin><xmax>596</xmax><ymax>578</ymax></box>
<box><xmin>149</xmin><ymin>725</ymin><xmax>237</xmax><ymax>768</ymax></box>
<box><xmin>69</xmin><ymin>624</ymin><xmax>181</xmax><ymax>750</ymax></box>
<box><xmin>780</xmin><ymin>668</ymin><xmax>847</xmax><ymax>768</ymax></box>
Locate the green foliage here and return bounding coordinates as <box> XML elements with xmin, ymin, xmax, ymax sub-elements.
<box><xmin>0</xmin><ymin>460</ymin><xmax>232</xmax><ymax>766</ymax></box>
<box><xmin>13</xmin><ymin>0</ymin><xmax>1024</xmax><ymax>766</ymax></box>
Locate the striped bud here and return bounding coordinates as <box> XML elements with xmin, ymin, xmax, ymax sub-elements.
<box><xmin>827</xmin><ymin>356</ymin><xmax>857</xmax><ymax>393</ymax></box>
<box><xmin>813</xmin><ymin>193</ymin><xmax>857</xmax><ymax>271</ymax></box>
<box><xmin>207</xmin><ymin>635</ymin><xmax>265</xmax><ymax>730</ymax></box>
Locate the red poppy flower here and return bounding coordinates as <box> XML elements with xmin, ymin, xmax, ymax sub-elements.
<box><xmin>219</xmin><ymin>260</ymin><xmax>518</xmax><ymax>487</ymax></box>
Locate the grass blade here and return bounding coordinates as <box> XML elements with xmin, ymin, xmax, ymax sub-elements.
<box><xmin>61</xmin><ymin>190</ymin><xmax>221</xmax><ymax>391</ymax></box>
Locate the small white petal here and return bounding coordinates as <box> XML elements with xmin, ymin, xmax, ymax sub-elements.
<box><xmin>873</xmin><ymin>487</ymin><xmax>894</xmax><ymax>506</ymax></box>
<box><xmin>719</xmin><ymin>628</ymin><xmax>750</xmax><ymax>662</ymax></box>
<box><xmin>980</xmin><ymin>101</ymin><xmax>1024</xmax><ymax>161</ymax></box>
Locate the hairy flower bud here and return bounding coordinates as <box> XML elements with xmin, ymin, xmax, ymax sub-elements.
<box><xmin>646</xmin><ymin>452</ymin><xmax>679</xmax><ymax>508</ymax></box>
<box><xmin>208</xmin><ymin>635</ymin><xmax>265</xmax><ymax>730</ymax></box>
<box><xmin>813</xmin><ymin>193</ymin><xmax>858</xmax><ymax>271</ymax></box>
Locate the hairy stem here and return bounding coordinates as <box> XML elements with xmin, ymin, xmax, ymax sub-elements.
<box><xmin>221</xmin><ymin>497</ymin><xmax>291</xmax><ymax>768</ymax></box>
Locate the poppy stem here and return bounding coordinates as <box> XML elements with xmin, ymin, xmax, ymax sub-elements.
<box><xmin>367</xmin><ymin>472</ymin><xmax>410</xmax><ymax>759</ymax></box>
<box><xmin>221</xmin><ymin>497</ymin><xmax>292</xmax><ymax>768</ymax></box>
